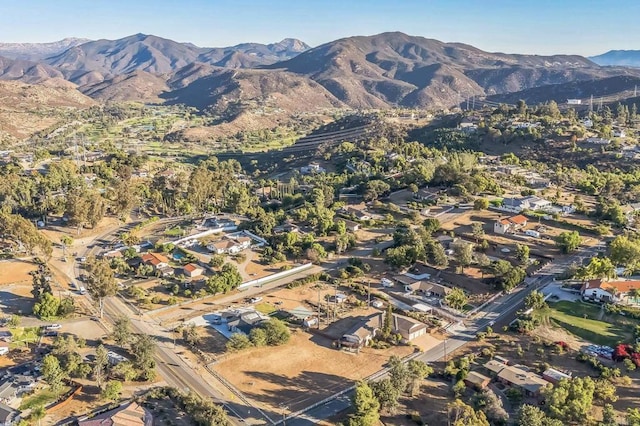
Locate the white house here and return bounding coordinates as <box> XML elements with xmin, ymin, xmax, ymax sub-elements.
<box><xmin>613</xmin><ymin>129</ymin><xmax>626</xmax><ymax>138</ymax></box>
<box><xmin>494</xmin><ymin>219</ymin><xmax>512</xmax><ymax>234</ymax></box>
<box><xmin>585</xmin><ymin>137</ymin><xmax>611</xmax><ymax>145</ymax></box>
<box><xmin>567</xmin><ymin>99</ymin><xmax>582</xmax><ymax>105</ymax></box>
<box><xmin>300</xmin><ymin>163</ymin><xmax>326</xmax><ymax>174</ymax></box>
<box><xmin>494</xmin><ymin>214</ymin><xmax>528</xmax><ymax>234</ymax></box>
<box><xmin>581</xmin><ymin>279</ymin><xmax>640</xmax><ymax>304</ymax></box>
<box><xmin>207</xmin><ymin>237</ymin><xmax>251</xmax><ymax>255</ymax></box>
<box><xmin>500</xmin><ymin>196</ymin><xmax>552</xmax><ymax>213</ymax></box>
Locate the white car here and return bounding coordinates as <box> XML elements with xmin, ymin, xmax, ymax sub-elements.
<box><xmin>249</xmin><ymin>297</ymin><xmax>263</xmax><ymax>303</ymax></box>
<box><xmin>45</xmin><ymin>324</ymin><xmax>62</xmax><ymax>330</ymax></box>
<box><xmin>380</xmin><ymin>278</ymin><xmax>394</xmax><ymax>288</ymax></box>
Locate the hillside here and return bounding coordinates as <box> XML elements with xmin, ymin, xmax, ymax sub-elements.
<box><xmin>0</xmin><ymin>56</ymin><xmax>65</xmax><ymax>84</ymax></box>
<box><xmin>590</xmin><ymin>50</ymin><xmax>640</xmax><ymax>68</ymax></box>
<box><xmin>0</xmin><ymin>80</ymin><xmax>95</xmax><ymax>139</ymax></box>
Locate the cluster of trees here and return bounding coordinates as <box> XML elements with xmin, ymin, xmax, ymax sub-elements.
<box><xmin>205</xmin><ymin>263</ymin><xmax>242</xmax><ymax>294</ymax></box>
<box><xmin>225</xmin><ymin>318</ymin><xmax>291</xmax><ymax>352</ymax></box>
<box><xmin>84</xmin><ymin>256</ymin><xmax>118</xmax><ymax>317</ymax></box>
<box><xmin>385</xmin><ymin>221</ymin><xmax>448</xmax><ymax>269</ymax></box>
<box><xmin>349</xmin><ymin>356</ymin><xmax>433</xmax><ymax>425</ymax></box>
<box><xmin>147</xmin><ymin>386</ymin><xmax>229</xmax><ymax>426</ymax></box>
<box><xmin>31</xmin><ymin>264</ymin><xmax>75</xmax><ymax>319</ymax></box>
<box><xmin>0</xmin><ymin>208</ymin><xmax>52</xmax><ymax>258</ymax></box>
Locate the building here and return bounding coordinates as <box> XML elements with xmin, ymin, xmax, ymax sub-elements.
<box><xmin>581</xmin><ymin>279</ymin><xmax>640</xmax><ymax>304</ymax></box>
<box><xmin>0</xmin><ymin>331</ymin><xmax>12</xmax><ymax>343</ymax></box>
<box><xmin>464</xmin><ymin>371</ymin><xmax>491</xmax><ymax>390</ymax></box>
<box><xmin>0</xmin><ymin>402</ymin><xmax>19</xmax><ymax>426</ymax></box>
<box><xmin>339</xmin><ymin>313</ymin><xmax>382</xmax><ymax>350</ymax></box>
<box><xmin>0</xmin><ymin>381</ymin><xmax>16</xmax><ymax>404</ymax></box>
<box><xmin>182</xmin><ymin>263</ymin><xmax>204</xmax><ymax>278</ymax></box>
<box><xmin>494</xmin><ymin>214</ymin><xmax>529</xmax><ymax>234</ymax></box>
<box><xmin>300</xmin><ymin>163</ymin><xmax>326</xmax><ymax>174</ymax></box>
<box><xmin>567</xmin><ymin>99</ymin><xmax>582</xmax><ymax>105</ymax></box>
<box><xmin>207</xmin><ymin>237</ymin><xmax>251</xmax><ymax>255</ymax></box>
<box><xmin>500</xmin><ymin>196</ymin><xmax>551</xmax><ymax>213</ymax></box>
<box><xmin>79</xmin><ymin>401</ymin><xmax>152</xmax><ymax>426</ymax></box>
<box><xmin>107</xmin><ymin>351</ymin><xmax>129</xmax><ymax>366</ymax></box>
<box><xmin>140</xmin><ymin>252</ymin><xmax>169</xmax><ymax>269</ymax></box>
<box><xmin>227</xmin><ymin>311</ymin><xmax>267</xmax><ymax>335</ymax></box>
<box><xmin>335</xmin><ymin>218</ymin><xmax>360</xmax><ymax>232</ymax></box>
<box><xmin>542</xmin><ymin>368</ymin><xmax>572</xmax><ymax>385</ymax></box>
<box><xmin>585</xmin><ymin>137</ymin><xmax>611</xmax><ymax>145</ymax></box>
<box><xmin>398</xmin><ymin>276</ymin><xmax>451</xmax><ymax>298</ymax></box>
<box><xmin>613</xmin><ymin>129</ymin><xmax>626</xmax><ymax>138</ymax></box>
<box><xmin>392</xmin><ymin>314</ymin><xmax>428</xmax><ymax>341</ymax></box>
<box><xmin>484</xmin><ymin>360</ymin><xmax>548</xmax><ymax>397</ymax></box>
<box><xmin>345</xmin><ymin>206</ymin><xmax>372</xmax><ymax>221</ymax></box>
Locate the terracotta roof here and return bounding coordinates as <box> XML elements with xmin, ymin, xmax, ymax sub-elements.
<box><xmin>499</xmin><ymin>219</ymin><xmax>510</xmax><ymax>225</ymax></box>
<box><xmin>183</xmin><ymin>263</ymin><xmax>201</xmax><ymax>273</ymax></box>
<box><xmin>509</xmin><ymin>214</ymin><xmax>528</xmax><ymax>225</ymax></box>
<box><xmin>141</xmin><ymin>252</ymin><xmax>169</xmax><ymax>266</ymax></box>
<box><xmin>583</xmin><ymin>279</ymin><xmax>640</xmax><ymax>293</ymax></box>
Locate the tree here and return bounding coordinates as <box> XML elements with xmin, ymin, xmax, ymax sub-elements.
<box><xmin>628</xmin><ymin>408</ymin><xmax>640</xmax><ymax>426</ymax></box>
<box><xmin>577</xmin><ymin>256</ymin><xmax>617</xmax><ymax>280</ymax></box>
<box><xmin>517</xmin><ymin>404</ymin><xmax>563</xmax><ymax>426</ymax></box>
<box><xmin>602</xmin><ymin>403</ymin><xmax>617</xmax><ymax>426</ymax></box>
<box><xmin>423</xmin><ymin>218</ymin><xmax>441</xmax><ymax>235</ymax></box>
<box><xmin>388</xmin><ymin>356</ymin><xmax>409</xmax><ymax>393</ymax></box>
<box><xmin>428</xmin><ymin>240</ymin><xmax>449</xmax><ymax>267</ymax></box>
<box><xmin>525</xmin><ymin>290</ymin><xmax>546</xmax><ymax>310</ymax></box>
<box><xmin>407</xmin><ymin>360</ymin><xmax>432</xmax><ymax>396</ymax></box>
<box><xmin>112</xmin><ymin>316</ymin><xmax>132</xmax><ymax>347</ymax></box>
<box><xmin>260</xmin><ymin>318</ymin><xmax>290</xmax><ymax>346</ymax></box>
<box><xmin>30</xmin><ymin>405</ymin><xmax>46</xmax><ymax>426</ymax></box>
<box><xmin>130</xmin><ymin>334</ymin><xmax>156</xmax><ymax>381</ymax></box>
<box><xmin>226</xmin><ymin>333</ymin><xmax>252</xmax><ymax>352</ymax></box>
<box><xmin>249</xmin><ymin>327</ymin><xmax>268</xmax><ymax>346</ymax></box>
<box><xmin>452</xmin><ymin>241</ymin><xmax>474</xmax><ymax>273</ymax></box>
<box><xmin>447</xmin><ymin>399</ymin><xmax>489</xmax><ymax>426</ymax></box>
<box><xmin>516</xmin><ymin>243</ymin><xmax>530</xmax><ymax>265</ymax></box>
<box><xmin>473</xmin><ymin>389</ymin><xmax>507</xmax><ymax>425</ymax></box>
<box><xmin>32</xmin><ymin>292</ymin><xmax>60</xmax><ymax>319</ymax></box>
<box><xmin>408</xmin><ymin>183</ymin><xmax>419</xmax><ymax>195</ymax></box>
<box><xmin>209</xmin><ymin>254</ymin><xmax>225</xmax><ymax>269</ymax></box>
<box><xmin>445</xmin><ymin>287</ymin><xmax>468</xmax><ymax>310</ymax></box>
<box><xmin>101</xmin><ymin>380</ymin><xmax>123</xmax><ymax>401</ymax></box>
<box><xmin>471</xmin><ymin>222</ymin><xmax>484</xmax><ymax>242</ymax></box>
<box><xmin>42</xmin><ymin>354</ymin><xmax>66</xmax><ymax>392</ymax></box>
<box><xmin>382</xmin><ymin>304</ymin><xmax>393</xmax><ymax>339</ymax></box>
<box><xmin>182</xmin><ymin>323</ymin><xmax>201</xmax><ymax>347</ymax></box>
<box><xmin>94</xmin><ymin>344</ymin><xmax>109</xmax><ymax>389</ymax></box>
<box><xmin>473</xmin><ymin>198</ymin><xmax>489</xmax><ymax>210</ymax></box>
<box><xmin>112</xmin><ymin>361</ymin><xmax>137</xmax><ymax>382</ymax></box>
<box><xmin>369</xmin><ymin>378</ymin><xmax>400</xmax><ymax>413</ymax></box>
<box><xmin>556</xmin><ymin>231</ymin><xmax>581</xmax><ymax>254</ymax></box>
<box><xmin>85</xmin><ymin>257</ymin><xmax>117</xmax><ymax>317</ymax></box>
<box><xmin>60</xmin><ymin>235</ymin><xmax>73</xmax><ymax>256</ymax></box>
<box><xmin>349</xmin><ymin>381</ymin><xmax>380</xmax><ymax>426</ymax></box>
<box><xmin>543</xmin><ymin>377</ymin><xmax>595</xmax><ymax>422</ymax></box>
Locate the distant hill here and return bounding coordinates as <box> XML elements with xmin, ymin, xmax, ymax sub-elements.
<box><xmin>0</xmin><ymin>38</ymin><xmax>90</xmax><ymax>61</ymax></box>
<box><xmin>0</xmin><ymin>56</ymin><xmax>65</xmax><ymax>84</ymax></box>
<box><xmin>590</xmin><ymin>50</ymin><xmax>640</xmax><ymax>67</ymax></box>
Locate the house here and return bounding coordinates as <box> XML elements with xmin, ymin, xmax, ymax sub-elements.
<box><xmin>227</xmin><ymin>311</ymin><xmax>267</xmax><ymax>335</ymax></box>
<box><xmin>78</xmin><ymin>401</ymin><xmax>152</xmax><ymax>426</ymax></box>
<box><xmin>107</xmin><ymin>351</ymin><xmax>129</xmax><ymax>366</ymax></box>
<box><xmin>140</xmin><ymin>252</ymin><xmax>169</xmax><ymax>269</ymax></box>
<box><xmin>500</xmin><ymin>196</ymin><xmax>551</xmax><ymax>213</ymax></box>
<box><xmin>414</xmin><ymin>188</ymin><xmax>438</xmax><ymax>201</ymax></box>
<box><xmin>392</xmin><ymin>314</ymin><xmax>428</xmax><ymax>341</ymax></box>
<box><xmin>182</xmin><ymin>263</ymin><xmax>203</xmax><ymax>278</ymax></box>
<box><xmin>435</xmin><ymin>235</ymin><xmax>455</xmax><ymax>249</ymax></box>
<box><xmin>207</xmin><ymin>237</ymin><xmax>250</xmax><ymax>255</ymax></box>
<box><xmin>339</xmin><ymin>313</ymin><xmax>382</xmax><ymax>350</ymax></box>
<box><xmin>335</xmin><ymin>218</ymin><xmax>360</xmax><ymax>232</ymax></box>
<box><xmin>484</xmin><ymin>360</ymin><xmax>548</xmax><ymax>397</ymax></box>
<box><xmin>155</xmin><ymin>169</ymin><xmax>176</xmax><ymax>179</ymax></box>
<box><xmin>0</xmin><ymin>403</ymin><xmax>19</xmax><ymax>426</ymax></box>
<box><xmin>459</xmin><ymin>118</ymin><xmax>478</xmax><ymax>134</ymax></box>
<box><xmin>464</xmin><ymin>371</ymin><xmax>491</xmax><ymax>390</ymax></box>
<box><xmin>157</xmin><ymin>266</ymin><xmax>175</xmax><ymax>277</ymax></box>
<box><xmin>585</xmin><ymin>137</ymin><xmax>611</xmax><ymax>145</ymax></box>
<box><xmin>542</xmin><ymin>368</ymin><xmax>572</xmax><ymax>385</ymax></box>
<box><xmin>345</xmin><ymin>206</ymin><xmax>371</xmax><ymax>221</ymax></box>
<box><xmin>0</xmin><ymin>381</ymin><xmax>16</xmax><ymax>403</ymax></box>
<box><xmin>494</xmin><ymin>219</ymin><xmax>512</xmax><ymax>235</ymax></box>
<box><xmin>613</xmin><ymin>129</ymin><xmax>626</xmax><ymax>138</ymax></box>
<box><xmin>300</xmin><ymin>163</ymin><xmax>326</xmax><ymax>174</ymax></box>
<box><xmin>273</xmin><ymin>223</ymin><xmax>300</xmax><ymax>234</ymax></box>
<box><xmin>399</xmin><ymin>277</ymin><xmax>451</xmax><ymax>298</ymax></box>
<box><xmin>580</xmin><ymin>279</ymin><xmax>640</xmax><ymax>304</ymax></box>
<box><xmin>567</xmin><ymin>99</ymin><xmax>582</xmax><ymax>105</ymax></box>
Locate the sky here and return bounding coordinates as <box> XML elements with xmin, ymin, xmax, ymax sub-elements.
<box><xmin>1</xmin><ymin>0</ymin><xmax>638</xmax><ymax>56</ymax></box>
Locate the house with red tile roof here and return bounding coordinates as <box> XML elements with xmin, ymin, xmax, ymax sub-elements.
<box><xmin>494</xmin><ymin>214</ymin><xmax>529</xmax><ymax>234</ymax></box>
<box><xmin>183</xmin><ymin>263</ymin><xmax>204</xmax><ymax>278</ymax></box>
<box><xmin>581</xmin><ymin>278</ymin><xmax>640</xmax><ymax>304</ymax></box>
<box><xmin>140</xmin><ymin>252</ymin><xmax>169</xmax><ymax>269</ymax></box>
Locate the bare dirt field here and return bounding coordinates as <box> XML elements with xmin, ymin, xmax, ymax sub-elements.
<box><xmin>0</xmin><ymin>260</ymin><xmax>37</xmax><ymax>285</ymax></box>
<box><xmin>213</xmin><ymin>330</ymin><xmax>414</xmax><ymax>416</ymax></box>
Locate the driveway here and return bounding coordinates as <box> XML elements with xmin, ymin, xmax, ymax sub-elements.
<box><xmin>542</xmin><ymin>282</ymin><xmax>580</xmax><ymax>302</ymax></box>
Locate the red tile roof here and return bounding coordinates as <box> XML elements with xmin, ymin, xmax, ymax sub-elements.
<box><xmin>509</xmin><ymin>214</ymin><xmax>528</xmax><ymax>225</ymax></box>
<box><xmin>183</xmin><ymin>263</ymin><xmax>201</xmax><ymax>273</ymax></box>
<box><xmin>583</xmin><ymin>279</ymin><xmax>640</xmax><ymax>293</ymax></box>
<box><xmin>141</xmin><ymin>252</ymin><xmax>169</xmax><ymax>266</ymax></box>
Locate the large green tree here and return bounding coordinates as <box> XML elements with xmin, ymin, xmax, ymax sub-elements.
<box><xmin>349</xmin><ymin>381</ymin><xmax>380</xmax><ymax>426</ymax></box>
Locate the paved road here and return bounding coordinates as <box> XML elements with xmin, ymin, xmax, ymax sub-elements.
<box><xmin>286</xmin><ymin>243</ymin><xmax>602</xmax><ymax>425</ymax></box>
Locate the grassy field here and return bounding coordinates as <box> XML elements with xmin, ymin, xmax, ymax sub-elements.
<box><xmin>19</xmin><ymin>386</ymin><xmax>69</xmax><ymax>410</ymax></box>
<box><xmin>535</xmin><ymin>300</ymin><xmax>637</xmax><ymax>346</ymax></box>
<box><xmin>10</xmin><ymin>327</ymin><xmax>41</xmax><ymax>349</ymax></box>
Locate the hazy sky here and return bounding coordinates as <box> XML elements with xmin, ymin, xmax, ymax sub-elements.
<box><xmin>1</xmin><ymin>0</ymin><xmax>637</xmax><ymax>55</ymax></box>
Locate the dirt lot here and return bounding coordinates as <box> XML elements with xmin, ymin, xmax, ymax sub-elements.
<box><xmin>0</xmin><ymin>260</ymin><xmax>36</xmax><ymax>285</ymax></box>
<box><xmin>214</xmin><ymin>330</ymin><xmax>414</xmax><ymax>416</ymax></box>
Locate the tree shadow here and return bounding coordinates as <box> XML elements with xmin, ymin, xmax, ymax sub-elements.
<box><xmin>0</xmin><ymin>290</ymin><xmax>33</xmax><ymax>314</ymax></box>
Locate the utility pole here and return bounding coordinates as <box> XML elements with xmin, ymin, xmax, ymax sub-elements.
<box><xmin>590</xmin><ymin>95</ymin><xmax>593</xmax><ymax>113</ymax></box>
<box><xmin>472</xmin><ymin>95</ymin><xmax>475</xmax><ymax>110</ymax></box>
<box><xmin>466</xmin><ymin>96</ymin><xmax>469</xmax><ymax>111</ymax></box>
<box><xmin>317</xmin><ymin>288</ymin><xmax>321</xmax><ymax>329</ymax></box>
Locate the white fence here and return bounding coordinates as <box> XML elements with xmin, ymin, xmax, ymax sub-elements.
<box><xmin>238</xmin><ymin>263</ymin><xmax>313</xmax><ymax>289</ymax></box>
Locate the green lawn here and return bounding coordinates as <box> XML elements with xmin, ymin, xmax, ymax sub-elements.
<box><xmin>10</xmin><ymin>327</ymin><xmax>41</xmax><ymax>349</ymax></box>
<box><xmin>19</xmin><ymin>387</ymin><xmax>69</xmax><ymax>410</ymax></box>
<box><xmin>255</xmin><ymin>303</ymin><xmax>277</xmax><ymax>315</ymax></box>
<box><xmin>164</xmin><ymin>226</ymin><xmax>184</xmax><ymax>237</ymax></box>
<box><xmin>535</xmin><ymin>300</ymin><xmax>637</xmax><ymax>346</ymax></box>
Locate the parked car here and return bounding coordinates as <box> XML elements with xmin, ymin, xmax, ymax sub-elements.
<box><xmin>249</xmin><ymin>297</ymin><xmax>263</xmax><ymax>303</ymax></box>
<box><xmin>45</xmin><ymin>324</ymin><xmax>62</xmax><ymax>330</ymax></box>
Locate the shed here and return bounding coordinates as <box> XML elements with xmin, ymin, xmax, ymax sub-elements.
<box><xmin>464</xmin><ymin>371</ymin><xmax>490</xmax><ymax>390</ymax></box>
<box><xmin>542</xmin><ymin>368</ymin><xmax>572</xmax><ymax>384</ymax></box>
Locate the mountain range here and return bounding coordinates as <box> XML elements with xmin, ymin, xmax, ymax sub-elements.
<box><xmin>1</xmin><ymin>32</ymin><xmax>639</xmax><ymax>117</ymax></box>
<box><xmin>590</xmin><ymin>50</ymin><xmax>640</xmax><ymax>68</ymax></box>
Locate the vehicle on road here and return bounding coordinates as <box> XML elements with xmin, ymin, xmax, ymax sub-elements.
<box><xmin>79</xmin><ymin>286</ymin><xmax>87</xmax><ymax>295</ymax></box>
<box><xmin>45</xmin><ymin>324</ymin><xmax>62</xmax><ymax>330</ymax></box>
<box><xmin>249</xmin><ymin>297</ymin><xmax>263</xmax><ymax>303</ymax></box>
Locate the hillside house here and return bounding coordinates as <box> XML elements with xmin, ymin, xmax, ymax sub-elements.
<box><xmin>78</xmin><ymin>401</ymin><xmax>152</xmax><ymax>426</ymax></box>
<box><xmin>335</xmin><ymin>217</ymin><xmax>360</xmax><ymax>232</ymax></box>
<box><xmin>182</xmin><ymin>263</ymin><xmax>204</xmax><ymax>278</ymax></box>
<box><xmin>300</xmin><ymin>163</ymin><xmax>326</xmax><ymax>174</ymax></box>
<box><xmin>581</xmin><ymin>279</ymin><xmax>640</xmax><ymax>304</ymax></box>
<box><xmin>345</xmin><ymin>206</ymin><xmax>372</xmax><ymax>221</ymax></box>
<box><xmin>207</xmin><ymin>237</ymin><xmax>251</xmax><ymax>255</ymax></box>
<box><xmin>542</xmin><ymin>368</ymin><xmax>572</xmax><ymax>385</ymax></box>
<box><xmin>227</xmin><ymin>311</ymin><xmax>267</xmax><ymax>335</ymax></box>
<box><xmin>500</xmin><ymin>196</ymin><xmax>551</xmax><ymax>213</ymax></box>
<box><xmin>464</xmin><ymin>371</ymin><xmax>491</xmax><ymax>390</ymax></box>
<box><xmin>399</xmin><ymin>276</ymin><xmax>451</xmax><ymax>298</ymax></box>
<box><xmin>585</xmin><ymin>137</ymin><xmax>611</xmax><ymax>145</ymax></box>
